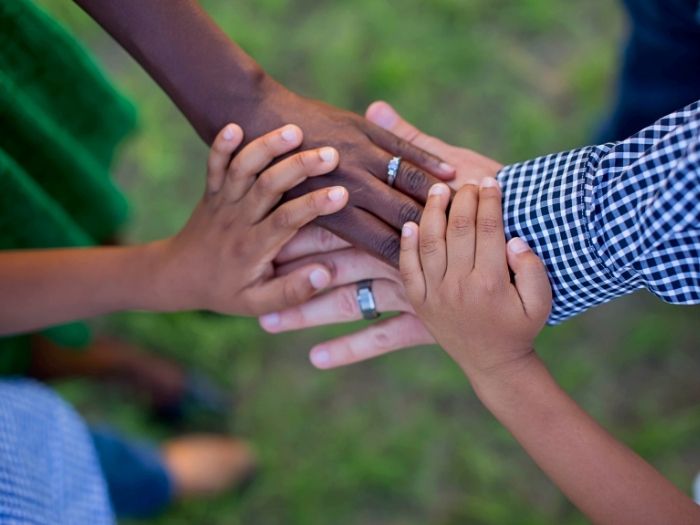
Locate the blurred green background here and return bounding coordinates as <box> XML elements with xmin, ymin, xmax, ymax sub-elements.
<box><xmin>33</xmin><ymin>1</ymin><xmax>700</xmax><ymax>523</ymax></box>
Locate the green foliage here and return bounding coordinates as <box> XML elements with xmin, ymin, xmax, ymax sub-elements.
<box><xmin>33</xmin><ymin>0</ymin><xmax>700</xmax><ymax>523</ymax></box>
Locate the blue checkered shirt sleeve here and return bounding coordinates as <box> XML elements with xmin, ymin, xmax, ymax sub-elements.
<box><xmin>497</xmin><ymin>100</ymin><xmax>700</xmax><ymax>324</ymax></box>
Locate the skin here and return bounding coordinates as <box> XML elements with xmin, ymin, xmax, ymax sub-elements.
<box><xmin>73</xmin><ymin>0</ymin><xmax>456</xmax><ymax>266</ymax></box>
<box><xmin>397</xmin><ymin>180</ymin><xmax>700</xmax><ymax>525</ymax></box>
<box><xmin>0</xmin><ymin>124</ymin><xmax>348</xmax><ymax>336</ymax></box>
<box><xmin>260</xmin><ymin>101</ymin><xmax>502</xmax><ymax>368</ymax></box>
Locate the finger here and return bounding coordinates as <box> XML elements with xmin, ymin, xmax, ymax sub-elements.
<box><xmin>446</xmin><ymin>184</ymin><xmax>478</xmax><ymax>274</ymax></box>
<box><xmin>244</xmin><ymin>147</ymin><xmax>339</xmax><ymax>223</ymax></box>
<box><xmin>308</xmin><ymin>313</ymin><xmax>435</xmax><ymax>369</ymax></box>
<box><xmin>364</xmin><ymin>103</ymin><xmax>455</xmax><ymax>180</ymax></box>
<box><xmin>419</xmin><ymin>184</ymin><xmax>450</xmax><ymax>285</ymax></box>
<box><xmin>475</xmin><ymin>177</ymin><xmax>509</xmax><ymax>281</ymax></box>
<box><xmin>276</xmin><ymin>248</ymin><xmax>398</xmax><ymax>287</ymax></box>
<box><xmin>314</xmin><ymin>207</ymin><xmax>403</xmax><ymax>267</ymax></box>
<box><xmin>371</xmin><ymin>154</ymin><xmax>444</xmax><ymax>204</ymax></box>
<box><xmin>506</xmin><ymin>238</ymin><xmax>553</xmax><ymax>322</ymax></box>
<box><xmin>206</xmin><ymin>123</ymin><xmax>243</xmax><ymax>195</ymax></box>
<box><xmin>285</xmin><ymin>160</ymin><xmax>425</xmax><ymax>232</ymax></box>
<box><xmin>275</xmin><ymin>225</ymin><xmax>351</xmax><ymax>264</ymax></box>
<box><xmin>259</xmin><ymin>279</ymin><xmax>409</xmax><ymax>333</ymax></box>
<box><xmin>256</xmin><ymin>186</ymin><xmax>349</xmax><ymax>258</ymax></box>
<box><xmin>224</xmin><ymin>124</ymin><xmax>303</xmax><ymax>202</ymax></box>
<box><xmin>399</xmin><ymin>221</ymin><xmax>425</xmax><ymax>305</ymax></box>
<box><xmin>365</xmin><ymin>101</ymin><xmax>455</xmax><ymax>179</ymax></box>
<box><xmin>248</xmin><ymin>263</ymin><xmax>332</xmax><ymax>315</ymax></box>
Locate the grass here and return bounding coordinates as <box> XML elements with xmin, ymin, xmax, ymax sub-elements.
<box><xmin>33</xmin><ymin>1</ymin><xmax>700</xmax><ymax>523</ymax></box>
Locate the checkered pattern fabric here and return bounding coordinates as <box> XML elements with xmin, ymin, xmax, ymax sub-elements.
<box><xmin>497</xmin><ymin>100</ymin><xmax>700</xmax><ymax>324</ymax></box>
<box><xmin>0</xmin><ymin>380</ymin><xmax>113</xmax><ymax>524</ymax></box>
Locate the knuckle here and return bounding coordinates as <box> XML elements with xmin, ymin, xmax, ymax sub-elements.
<box><xmin>399</xmin><ymin>267</ymin><xmax>417</xmax><ymax>285</ymax></box>
<box><xmin>377</xmin><ymin>235</ymin><xmax>401</xmax><ymax>265</ymax></box>
<box><xmin>477</xmin><ymin>216</ymin><xmax>500</xmax><ymax>235</ymax></box>
<box><xmin>399</xmin><ymin>164</ymin><xmax>429</xmax><ymax>195</ymax></box>
<box><xmin>480</xmin><ymin>274</ymin><xmax>504</xmax><ymax>294</ymax></box>
<box><xmin>256</xmin><ymin>172</ymin><xmax>276</xmax><ymax>195</ymax></box>
<box><xmin>420</xmin><ymin>236</ymin><xmax>441</xmax><ymax>256</ymax></box>
<box><xmin>398</xmin><ymin>201</ymin><xmax>422</xmax><ymax>225</ymax></box>
<box><xmin>293</xmin><ymin>151</ymin><xmax>310</xmax><ymax>171</ymax></box>
<box><xmin>449</xmin><ymin>214</ymin><xmax>473</xmax><ymax>237</ymax></box>
<box><xmin>370</xmin><ymin>329</ymin><xmax>392</xmax><ymax>351</ymax></box>
<box><xmin>272</xmin><ymin>207</ymin><xmax>294</xmax><ymax>230</ymax></box>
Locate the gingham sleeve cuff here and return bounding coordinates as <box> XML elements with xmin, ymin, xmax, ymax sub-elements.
<box><xmin>497</xmin><ymin>100</ymin><xmax>700</xmax><ymax>325</ymax></box>
<box><xmin>497</xmin><ymin>144</ymin><xmax>634</xmax><ymax>325</ymax></box>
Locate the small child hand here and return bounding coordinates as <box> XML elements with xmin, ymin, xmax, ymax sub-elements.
<box><xmin>155</xmin><ymin>123</ymin><xmax>348</xmax><ymax>316</ymax></box>
<box><xmin>399</xmin><ymin>179</ymin><xmax>552</xmax><ymax>380</ymax></box>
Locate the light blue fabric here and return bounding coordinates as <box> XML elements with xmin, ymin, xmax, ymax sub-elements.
<box><xmin>0</xmin><ymin>380</ymin><xmax>113</xmax><ymax>524</ymax></box>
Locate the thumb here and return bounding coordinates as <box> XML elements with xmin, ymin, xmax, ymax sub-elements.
<box><xmin>249</xmin><ymin>264</ymin><xmax>331</xmax><ymax>315</ymax></box>
<box><xmin>506</xmin><ymin>238</ymin><xmax>552</xmax><ymax>322</ymax></box>
<box><xmin>366</xmin><ymin>101</ymin><xmax>437</xmax><ymax>152</ymax></box>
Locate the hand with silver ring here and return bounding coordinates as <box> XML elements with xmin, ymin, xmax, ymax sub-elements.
<box><xmin>356</xmin><ymin>280</ymin><xmax>380</xmax><ymax>319</ymax></box>
<box><xmin>386</xmin><ymin>157</ymin><xmax>401</xmax><ymax>187</ymax></box>
<box><xmin>261</xmin><ymin>225</ymin><xmax>435</xmax><ymax>368</ymax></box>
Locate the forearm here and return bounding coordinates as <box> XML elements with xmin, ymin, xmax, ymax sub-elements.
<box><xmin>0</xmin><ymin>243</ymin><xmax>167</xmax><ymax>335</ymax></box>
<box><xmin>470</xmin><ymin>358</ymin><xmax>700</xmax><ymax>525</ymax></box>
<box><xmin>73</xmin><ymin>0</ymin><xmax>284</xmax><ymax>143</ymax></box>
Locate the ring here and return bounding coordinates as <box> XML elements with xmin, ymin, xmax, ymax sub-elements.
<box><xmin>386</xmin><ymin>156</ymin><xmax>401</xmax><ymax>187</ymax></box>
<box><xmin>356</xmin><ymin>280</ymin><xmax>380</xmax><ymax>320</ymax></box>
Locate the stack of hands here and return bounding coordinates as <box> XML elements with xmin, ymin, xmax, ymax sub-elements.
<box><xmin>140</xmin><ymin>111</ymin><xmax>698</xmax><ymax>525</ymax></box>
<box><xmin>156</xmin><ymin>103</ymin><xmax>543</xmax><ymax>381</ymax></box>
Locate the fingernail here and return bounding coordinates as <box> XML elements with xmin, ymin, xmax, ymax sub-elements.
<box><xmin>402</xmin><ymin>224</ymin><xmax>414</xmax><ymax>237</ymax></box>
<box><xmin>327</xmin><ymin>187</ymin><xmax>346</xmax><ymax>202</ymax></box>
<box><xmin>260</xmin><ymin>312</ymin><xmax>280</xmax><ymax>329</ymax></box>
<box><xmin>223</xmin><ymin>124</ymin><xmax>236</xmax><ymax>141</ymax></box>
<box><xmin>508</xmin><ymin>237</ymin><xmax>530</xmax><ymax>254</ymax></box>
<box><xmin>281</xmin><ymin>126</ymin><xmax>299</xmax><ymax>143</ymax></box>
<box><xmin>439</xmin><ymin>162</ymin><xmax>456</xmax><ymax>174</ymax></box>
<box><xmin>480</xmin><ymin>177</ymin><xmax>499</xmax><ymax>189</ymax></box>
<box><xmin>311</xmin><ymin>348</ymin><xmax>331</xmax><ymax>367</ymax></box>
<box><xmin>309</xmin><ymin>268</ymin><xmax>330</xmax><ymax>289</ymax></box>
<box><xmin>319</xmin><ymin>147</ymin><xmax>337</xmax><ymax>163</ymax></box>
<box><xmin>372</xmin><ymin>103</ymin><xmax>398</xmax><ymax>129</ymax></box>
<box><xmin>429</xmin><ymin>184</ymin><xmax>447</xmax><ymax>196</ymax></box>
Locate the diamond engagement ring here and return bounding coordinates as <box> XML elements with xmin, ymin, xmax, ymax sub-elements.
<box><xmin>386</xmin><ymin>156</ymin><xmax>401</xmax><ymax>187</ymax></box>
<box><xmin>356</xmin><ymin>280</ymin><xmax>380</xmax><ymax>320</ymax></box>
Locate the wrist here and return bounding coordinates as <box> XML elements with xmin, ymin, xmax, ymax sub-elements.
<box><xmin>238</xmin><ymin>75</ymin><xmax>301</xmax><ymax>139</ymax></box>
<box><xmin>127</xmin><ymin>240</ymin><xmax>189</xmax><ymax>313</ymax></box>
<box><xmin>463</xmin><ymin>351</ymin><xmax>548</xmax><ymax>412</ymax></box>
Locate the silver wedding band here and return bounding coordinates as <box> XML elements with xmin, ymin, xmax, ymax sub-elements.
<box><xmin>386</xmin><ymin>156</ymin><xmax>401</xmax><ymax>187</ymax></box>
<box><xmin>356</xmin><ymin>280</ymin><xmax>380</xmax><ymax>320</ymax></box>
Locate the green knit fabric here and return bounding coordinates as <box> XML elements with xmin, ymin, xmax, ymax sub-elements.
<box><xmin>0</xmin><ymin>0</ymin><xmax>137</xmax><ymax>365</ymax></box>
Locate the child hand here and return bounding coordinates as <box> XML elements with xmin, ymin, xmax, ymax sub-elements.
<box><xmin>154</xmin><ymin>123</ymin><xmax>349</xmax><ymax>316</ymax></box>
<box><xmin>399</xmin><ymin>179</ymin><xmax>552</xmax><ymax>381</ymax></box>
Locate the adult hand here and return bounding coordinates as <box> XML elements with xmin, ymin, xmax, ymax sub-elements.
<box><xmin>262</xmin><ymin>102</ymin><xmax>504</xmax><ymax>368</ymax></box>
<box><xmin>75</xmin><ymin>0</ymin><xmax>456</xmax><ymax>267</ymax></box>
<box><xmin>264</xmin><ymin>226</ymin><xmax>434</xmax><ymax>368</ymax></box>
<box><xmin>259</xmin><ymin>89</ymin><xmax>458</xmax><ymax>266</ymax></box>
